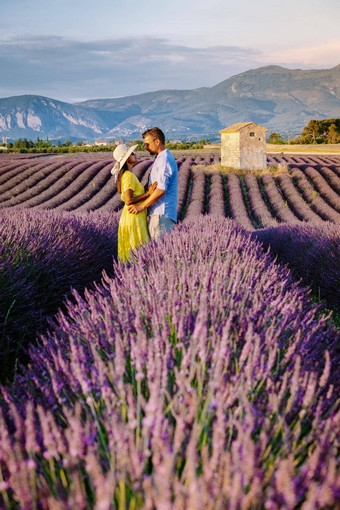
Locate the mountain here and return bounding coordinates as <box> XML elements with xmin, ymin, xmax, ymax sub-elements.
<box><xmin>1</xmin><ymin>65</ymin><xmax>339</xmax><ymax>142</ymax></box>
<box><xmin>0</xmin><ymin>95</ymin><xmax>123</xmax><ymax>142</ymax></box>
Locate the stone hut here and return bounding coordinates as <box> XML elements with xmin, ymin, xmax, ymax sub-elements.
<box><xmin>219</xmin><ymin>122</ymin><xmax>268</xmax><ymax>170</ymax></box>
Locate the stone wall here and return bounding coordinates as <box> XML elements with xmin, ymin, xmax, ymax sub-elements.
<box><xmin>221</xmin><ymin>132</ymin><xmax>240</xmax><ymax>168</ymax></box>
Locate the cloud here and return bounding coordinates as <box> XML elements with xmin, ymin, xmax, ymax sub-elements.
<box><xmin>0</xmin><ymin>35</ymin><xmax>262</xmax><ymax>101</ymax></box>
<box><xmin>261</xmin><ymin>40</ymin><xmax>340</xmax><ymax>68</ymax></box>
<box><xmin>0</xmin><ymin>35</ymin><xmax>338</xmax><ymax>103</ymax></box>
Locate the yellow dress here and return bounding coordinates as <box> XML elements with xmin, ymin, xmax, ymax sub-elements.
<box><xmin>118</xmin><ymin>171</ymin><xmax>149</xmax><ymax>262</ymax></box>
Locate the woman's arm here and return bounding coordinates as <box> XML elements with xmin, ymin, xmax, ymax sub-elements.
<box><xmin>124</xmin><ymin>182</ymin><xmax>158</xmax><ymax>206</ymax></box>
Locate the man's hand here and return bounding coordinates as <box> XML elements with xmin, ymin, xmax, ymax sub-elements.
<box><xmin>147</xmin><ymin>182</ymin><xmax>158</xmax><ymax>196</ymax></box>
<box><xmin>127</xmin><ymin>203</ymin><xmax>144</xmax><ymax>214</ymax></box>
<box><xmin>128</xmin><ymin>188</ymin><xmax>165</xmax><ymax>215</ymax></box>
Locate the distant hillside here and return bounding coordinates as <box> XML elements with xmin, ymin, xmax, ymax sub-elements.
<box><xmin>1</xmin><ymin>65</ymin><xmax>339</xmax><ymax>141</ymax></box>
<box><xmin>0</xmin><ymin>95</ymin><xmax>122</xmax><ymax>142</ymax></box>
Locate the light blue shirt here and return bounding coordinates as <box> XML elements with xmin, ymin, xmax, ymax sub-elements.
<box><xmin>148</xmin><ymin>149</ymin><xmax>178</xmax><ymax>222</ymax></box>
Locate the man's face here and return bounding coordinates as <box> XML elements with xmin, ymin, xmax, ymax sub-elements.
<box><xmin>143</xmin><ymin>135</ymin><xmax>159</xmax><ymax>155</ymax></box>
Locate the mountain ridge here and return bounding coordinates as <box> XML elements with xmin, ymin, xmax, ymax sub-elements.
<box><xmin>0</xmin><ymin>65</ymin><xmax>339</xmax><ymax>142</ymax></box>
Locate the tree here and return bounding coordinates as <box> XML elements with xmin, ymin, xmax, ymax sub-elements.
<box><xmin>300</xmin><ymin>119</ymin><xmax>340</xmax><ymax>144</ymax></box>
<box><xmin>13</xmin><ymin>138</ymin><xmax>28</xmax><ymax>150</ymax></box>
<box><xmin>268</xmin><ymin>132</ymin><xmax>284</xmax><ymax>144</ymax></box>
<box><xmin>327</xmin><ymin>124</ymin><xmax>340</xmax><ymax>144</ymax></box>
<box><xmin>301</xmin><ymin>120</ymin><xmax>322</xmax><ymax>142</ymax></box>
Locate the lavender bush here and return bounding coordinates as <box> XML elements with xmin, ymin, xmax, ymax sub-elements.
<box><xmin>253</xmin><ymin>221</ymin><xmax>340</xmax><ymax>312</ymax></box>
<box><xmin>0</xmin><ymin>209</ymin><xmax>119</xmax><ymax>382</ymax></box>
<box><xmin>208</xmin><ymin>171</ymin><xmax>225</xmax><ymax>216</ymax></box>
<box><xmin>184</xmin><ymin>167</ymin><xmax>206</xmax><ymax>218</ymax></box>
<box><xmin>0</xmin><ymin>215</ymin><xmax>339</xmax><ymax>509</ymax></box>
<box><xmin>177</xmin><ymin>158</ymin><xmax>193</xmax><ymax>220</ymax></box>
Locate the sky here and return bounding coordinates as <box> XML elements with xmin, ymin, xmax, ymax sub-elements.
<box><xmin>1</xmin><ymin>0</ymin><xmax>339</xmax><ymax>103</ymax></box>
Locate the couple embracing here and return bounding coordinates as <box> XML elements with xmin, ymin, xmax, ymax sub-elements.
<box><xmin>111</xmin><ymin>127</ymin><xmax>178</xmax><ymax>263</ymax></box>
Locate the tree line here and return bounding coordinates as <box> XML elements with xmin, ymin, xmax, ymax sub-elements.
<box><xmin>0</xmin><ymin>138</ymin><xmax>210</xmax><ymax>154</ymax></box>
<box><xmin>268</xmin><ymin>118</ymin><xmax>340</xmax><ymax>145</ymax></box>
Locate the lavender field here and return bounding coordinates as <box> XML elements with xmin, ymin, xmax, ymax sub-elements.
<box><xmin>0</xmin><ymin>152</ymin><xmax>340</xmax><ymax>226</ymax></box>
<box><xmin>0</xmin><ymin>152</ymin><xmax>340</xmax><ymax>509</ymax></box>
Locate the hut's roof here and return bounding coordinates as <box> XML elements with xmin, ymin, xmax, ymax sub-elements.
<box><xmin>219</xmin><ymin>122</ymin><xmax>268</xmax><ymax>134</ymax></box>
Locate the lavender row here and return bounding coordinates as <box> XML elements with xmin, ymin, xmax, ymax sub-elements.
<box><xmin>254</xmin><ymin>221</ymin><xmax>340</xmax><ymax>311</ymax></box>
<box><xmin>260</xmin><ymin>174</ymin><xmax>300</xmax><ymax>223</ymax></box>
<box><xmin>0</xmin><ymin>209</ymin><xmax>119</xmax><ymax>382</ymax></box>
<box><xmin>226</xmin><ymin>173</ymin><xmax>254</xmax><ymax>230</ymax></box>
<box><xmin>276</xmin><ymin>174</ymin><xmax>322</xmax><ymax>222</ymax></box>
<box><xmin>52</xmin><ymin>161</ymin><xmax>114</xmax><ymax>211</ymax></box>
<box><xmin>6</xmin><ymin>160</ymin><xmax>104</xmax><ymax>210</ymax></box>
<box><xmin>267</xmin><ymin>153</ymin><xmax>339</xmax><ymax>167</ymax></box>
<box><xmin>176</xmin><ymin>157</ymin><xmax>194</xmax><ymax>219</ymax></box>
<box><xmin>183</xmin><ymin>166</ymin><xmax>206</xmax><ymax>218</ymax></box>
<box><xmin>0</xmin><ymin>157</ymin><xmax>83</xmax><ymax>208</ymax></box>
<box><xmin>332</xmin><ymin>165</ymin><xmax>340</xmax><ymax>178</ymax></box>
<box><xmin>31</xmin><ymin>160</ymin><xmax>110</xmax><ymax>210</ymax></box>
<box><xmin>0</xmin><ymin>157</ymin><xmax>59</xmax><ymax>197</ymax></box>
<box><xmin>0</xmin><ymin>153</ymin><xmax>110</xmax><ymax>210</ymax></box>
<box><xmin>75</xmin><ymin>166</ymin><xmax>119</xmax><ymax>212</ymax></box>
<box><xmin>0</xmin><ymin>153</ymin><xmax>103</xmax><ymax>190</ymax></box>
<box><xmin>0</xmin><ymin>157</ymin><xmax>46</xmax><ymax>182</ymax></box>
<box><xmin>203</xmin><ymin>154</ymin><xmax>214</xmax><ymax>164</ymax></box>
<box><xmin>0</xmin><ymin>153</ymin><xmax>339</xmax><ymax>227</ymax></box>
<box><xmin>208</xmin><ymin>171</ymin><xmax>225</xmax><ymax>216</ymax></box>
<box><xmin>0</xmin><ymin>216</ymin><xmax>338</xmax><ymax>508</ymax></box>
<box><xmin>0</xmin><ymin>154</ymin><xmax>52</xmax><ymax>181</ymax></box>
<box><xmin>243</xmin><ymin>173</ymin><xmax>277</xmax><ymax>228</ymax></box>
<box><xmin>291</xmin><ymin>168</ymin><xmax>340</xmax><ymax>223</ymax></box>
<box><xmin>303</xmin><ymin>166</ymin><xmax>340</xmax><ymax>213</ymax></box>
<box><xmin>317</xmin><ymin>166</ymin><xmax>340</xmax><ymax>194</ymax></box>
<box><xmin>135</xmin><ymin>159</ymin><xmax>154</xmax><ymax>188</ymax></box>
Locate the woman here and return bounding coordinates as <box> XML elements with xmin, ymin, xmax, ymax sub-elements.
<box><xmin>112</xmin><ymin>144</ymin><xmax>157</xmax><ymax>262</ymax></box>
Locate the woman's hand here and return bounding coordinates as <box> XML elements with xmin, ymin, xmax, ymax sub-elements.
<box><xmin>127</xmin><ymin>203</ymin><xmax>144</xmax><ymax>214</ymax></box>
<box><xmin>147</xmin><ymin>182</ymin><xmax>158</xmax><ymax>196</ymax></box>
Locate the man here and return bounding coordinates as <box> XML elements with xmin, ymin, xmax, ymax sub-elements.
<box><xmin>127</xmin><ymin>127</ymin><xmax>178</xmax><ymax>241</ymax></box>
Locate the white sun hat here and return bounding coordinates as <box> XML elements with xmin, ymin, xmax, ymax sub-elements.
<box><xmin>111</xmin><ymin>143</ymin><xmax>138</xmax><ymax>181</ymax></box>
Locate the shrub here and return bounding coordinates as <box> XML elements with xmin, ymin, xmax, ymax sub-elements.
<box><xmin>0</xmin><ymin>209</ymin><xmax>119</xmax><ymax>382</ymax></box>
<box><xmin>1</xmin><ymin>216</ymin><xmax>338</xmax><ymax>509</ymax></box>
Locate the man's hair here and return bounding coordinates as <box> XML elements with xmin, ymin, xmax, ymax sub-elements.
<box><xmin>142</xmin><ymin>127</ymin><xmax>165</xmax><ymax>145</ymax></box>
